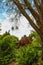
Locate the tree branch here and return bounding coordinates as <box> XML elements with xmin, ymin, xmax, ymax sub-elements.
<box><xmin>34</xmin><ymin>0</ymin><xmax>43</xmax><ymax>17</ymax></box>
<box><xmin>24</xmin><ymin>0</ymin><xmax>43</xmax><ymax>28</ymax></box>
<box><xmin>34</xmin><ymin>0</ymin><xmax>41</xmax><ymax>14</ymax></box>
<box><xmin>34</xmin><ymin>0</ymin><xmax>43</xmax><ymax>26</ymax></box>
<box><xmin>41</xmin><ymin>0</ymin><xmax>43</xmax><ymax>4</ymax></box>
<box><xmin>13</xmin><ymin>0</ymin><xmax>41</xmax><ymax>35</ymax></box>
<box><xmin>24</xmin><ymin>0</ymin><xmax>39</xmax><ymax>20</ymax></box>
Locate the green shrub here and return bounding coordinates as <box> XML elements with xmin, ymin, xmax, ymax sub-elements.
<box><xmin>2</xmin><ymin>35</ymin><xmax>19</xmax><ymax>48</ymax></box>
<box><xmin>0</xmin><ymin>31</ymin><xmax>42</xmax><ymax>65</ymax></box>
<box><xmin>29</xmin><ymin>31</ymin><xmax>41</xmax><ymax>43</ymax></box>
<box><xmin>40</xmin><ymin>60</ymin><xmax>43</xmax><ymax>65</ymax></box>
<box><xmin>0</xmin><ymin>35</ymin><xmax>2</xmax><ymax>39</ymax></box>
<box><xmin>0</xmin><ymin>32</ymin><xmax>10</xmax><ymax>39</ymax></box>
<box><xmin>0</xmin><ymin>35</ymin><xmax>19</xmax><ymax>65</ymax></box>
<box><xmin>15</xmin><ymin>43</ymin><xmax>41</xmax><ymax>65</ymax></box>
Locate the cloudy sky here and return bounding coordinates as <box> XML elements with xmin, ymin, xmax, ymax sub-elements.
<box><xmin>0</xmin><ymin>0</ymin><xmax>34</xmax><ymax>39</ymax></box>
<box><xmin>0</xmin><ymin>14</ymin><xmax>34</xmax><ymax>39</ymax></box>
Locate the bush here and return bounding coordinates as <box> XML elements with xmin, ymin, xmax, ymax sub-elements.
<box><xmin>0</xmin><ymin>31</ymin><xmax>42</xmax><ymax>65</ymax></box>
<box><xmin>18</xmin><ymin>35</ymin><xmax>31</xmax><ymax>48</ymax></box>
<box><xmin>29</xmin><ymin>31</ymin><xmax>41</xmax><ymax>43</ymax></box>
<box><xmin>15</xmin><ymin>42</ymin><xmax>41</xmax><ymax>65</ymax></box>
<box><xmin>0</xmin><ymin>32</ymin><xmax>10</xmax><ymax>39</ymax></box>
<box><xmin>0</xmin><ymin>35</ymin><xmax>19</xmax><ymax>65</ymax></box>
<box><xmin>40</xmin><ymin>60</ymin><xmax>43</xmax><ymax>65</ymax></box>
<box><xmin>2</xmin><ymin>35</ymin><xmax>19</xmax><ymax>48</ymax></box>
<box><xmin>0</xmin><ymin>35</ymin><xmax>2</xmax><ymax>39</ymax></box>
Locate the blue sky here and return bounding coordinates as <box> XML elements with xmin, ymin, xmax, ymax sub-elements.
<box><xmin>0</xmin><ymin>0</ymin><xmax>34</xmax><ymax>22</ymax></box>
<box><xmin>0</xmin><ymin>2</ymin><xmax>6</xmax><ymax>21</ymax></box>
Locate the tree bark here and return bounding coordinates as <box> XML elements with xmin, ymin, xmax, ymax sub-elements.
<box><xmin>40</xmin><ymin>36</ymin><xmax>43</xmax><ymax>60</ymax></box>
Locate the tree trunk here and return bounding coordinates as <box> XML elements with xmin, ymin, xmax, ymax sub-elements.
<box><xmin>40</xmin><ymin>36</ymin><xmax>43</xmax><ymax>60</ymax></box>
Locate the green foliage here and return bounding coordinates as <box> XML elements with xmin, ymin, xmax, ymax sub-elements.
<box><xmin>0</xmin><ymin>31</ymin><xmax>42</xmax><ymax>65</ymax></box>
<box><xmin>0</xmin><ymin>34</ymin><xmax>19</xmax><ymax>65</ymax></box>
<box><xmin>0</xmin><ymin>32</ymin><xmax>10</xmax><ymax>39</ymax></box>
<box><xmin>15</xmin><ymin>43</ymin><xmax>41</xmax><ymax>65</ymax></box>
<box><xmin>0</xmin><ymin>35</ymin><xmax>2</xmax><ymax>39</ymax></box>
<box><xmin>40</xmin><ymin>60</ymin><xmax>43</xmax><ymax>65</ymax></box>
<box><xmin>2</xmin><ymin>35</ymin><xmax>19</xmax><ymax>48</ymax></box>
<box><xmin>15</xmin><ymin>31</ymin><xmax>41</xmax><ymax>65</ymax></box>
<box><xmin>29</xmin><ymin>31</ymin><xmax>41</xmax><ymax>42</ymax></box>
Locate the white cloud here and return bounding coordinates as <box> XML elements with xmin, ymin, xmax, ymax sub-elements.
<box><xmin>0</xmin><ymin>15</ymin><xmax>34</xmax><ymax>39</ymax></box>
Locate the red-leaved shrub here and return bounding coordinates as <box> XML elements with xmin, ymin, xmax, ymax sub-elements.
<box><xmin>18</xmin><ymin>35</ymin><xmax>31</xmax><ymax>48</ymax></box>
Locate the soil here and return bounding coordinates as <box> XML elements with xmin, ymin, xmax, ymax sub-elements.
<box><xmin>8</xmin><ymin>62</ymin><xmax>17</xmax><ymax>65</ymax></box>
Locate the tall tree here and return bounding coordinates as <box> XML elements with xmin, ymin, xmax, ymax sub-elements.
<box><xmin>10</xmin><ymin>0</ymin><xmax>43</xmax><ymax>60</ymax></box>
<box><xmin>4</xmin><ymin>0</ymin><xmax>43</xmax><ymax>60</ymax></box>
